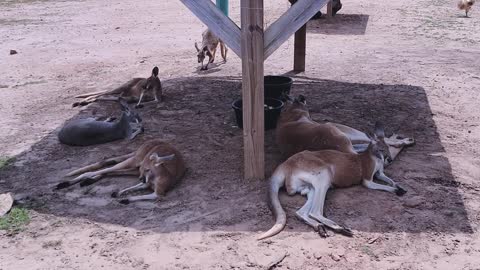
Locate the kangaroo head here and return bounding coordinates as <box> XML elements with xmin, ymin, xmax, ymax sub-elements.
<box><xmin>119</xmin><ymin>97</ymin><xmax>142</xmax><ymax>124</ymax></box>
<box><xmin>279</xmin><ymin>94</ymin><xmax>309</xmax><ymax>123</ymax></box>
<box><xmin>141</xmin><ymin>153</ymin><xmax>176</xmax><ymax>185</ymax></box>
<box><xmin>366</xmin><ymin>121</ymin><xmax>392</xmax><ymax>162</ymax></box>
<box><xmin>144</xmin><ymin>66</ymin><xmax>160</xmax><ymax>92</ymax></box>
<box><xmin>294</xmin><ymin>94</ymin><xmax>306</xmax><ymax>105</ymax></box>
<box><xmin>195</xmin><ymin>42</ymin><xmax>211</xmax><ymax>63</ymax></box>
<box><xmin>195</xmin><ymin>42</ymin><xmax>204</xmax><ymax>63</ymax></box>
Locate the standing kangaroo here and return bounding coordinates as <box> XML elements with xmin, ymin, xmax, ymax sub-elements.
<box><xmin>58</xmin><ymin>98</ymin><xmax>143</xmax><ymax>146</ymax></box>
<box><xmin>73</xmin><ymin>67</ymin><xmax>162</xmax><ymax>108</ymax></box>
<box><xmin>195</xmin><ymin>29</ymin><xmax>227</xmax><ymax>70</ymax></box>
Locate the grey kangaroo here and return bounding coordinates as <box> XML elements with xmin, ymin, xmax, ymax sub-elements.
<box><xmin>58</xmin><ymin>98</ymin><xmax>143</xmax><ymax>146</ymax></box>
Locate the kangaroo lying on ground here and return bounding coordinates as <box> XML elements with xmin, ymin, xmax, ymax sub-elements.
<box><xmin>73</xmin><ymin>67</ymin><xmax>162</xmax><ymax>108</ymax></box>
<box><xmin>277</xmin><ymin>95</ymin><xmax>415</xmax><ymax>164</ymax></box>
<box><xmin>258</xmin><ymin>129</ymin><xmax>406</xmax><ymax>240</ymax></box>
<box><xmin>56</xmin><ymin>139</ymin><xmax>186</xmax><ymax>204</ymax></box>
<box><xmin>58</xmin><ymin>98</ymin><xmax>143</xmax><ymax>146</ymax></box>
<box><xmin>195</xmin><ymin>29</ymin><xmax>227</xmax><ymax>70</ymax></box>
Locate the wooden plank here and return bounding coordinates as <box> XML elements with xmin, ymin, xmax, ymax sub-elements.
<box><xmin>241</xmin><ymin>0</ymin><xmax>265</xmax><ymax>180</ymax></box>
<box><xmin>293</xmin><ymin>24</ymin><xmax>307</xmax><ymax>72</ymax></box>
<box><xmin>264</xmin><ymin>0</ymin><xmax>328</xmax><ymax>59</ymax></box>
<box><xmin>180</xmin><ymin>0</ymin><xmax>241</xmax><ymax>57</ymax></box>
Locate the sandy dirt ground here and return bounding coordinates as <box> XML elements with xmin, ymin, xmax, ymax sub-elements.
<box><xmin>1</xmin><ymin>0</ymin><xmax>480</xmax><ymax>269</ymax></box>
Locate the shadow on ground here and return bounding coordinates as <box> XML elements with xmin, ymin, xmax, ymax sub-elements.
<box><xmin>0</xmin><ymin>75</ymin><xmax>472</xmax><ymax>235</ymax></box>
<box><xmin>308</xmin><ymin>14</ymin><xmax>369</xmax><ymax>35</ymax></box>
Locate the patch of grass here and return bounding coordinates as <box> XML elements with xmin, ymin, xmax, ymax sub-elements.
<box><xmin>42</xmin><ymin>240</ymin><xmax>62</xmax><ymax>249</ymax></box>
<box><xmin>0</xmin><ymin>156</ymin><xmax>14</xmax><ymax>170</ymax></box>
<box><xmin>0</xmin><ymin>207</ymin><xmax>30</xmax><ymax>233</ymax></box>
<box><xmin>360</xmin><ymin>245</ymin><xmax>378</xmax><ymax>260</ymax></box>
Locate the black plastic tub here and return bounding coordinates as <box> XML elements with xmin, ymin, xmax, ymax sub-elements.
<box><xmin>232</xmin><ymin>98</ymin><xmax>284</xmax><ymax>130</ymax></box>
<box><xmin>264</xmin><ymin>75</ymin><xmax>293</xmax><ymax>100</ymax></box>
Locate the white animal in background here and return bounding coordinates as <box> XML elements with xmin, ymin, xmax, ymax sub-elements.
<box><xmin>458</xmin><ymin>0</ymin><xmax>475</xmax><ymax>17</ymax></box>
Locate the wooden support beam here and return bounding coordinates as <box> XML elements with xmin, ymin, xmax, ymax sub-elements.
<box><xmin>326</xmin><ymin>0</ymin><xmax>333</xmax><ymax>17</ymax></box>
<box><xmin>264</xmin><ymin>0</ymin><xmax>328</xmax><ymax>59</ymax></box>
<box><xmin>241</xmin><ymin>0</ymin><xmax>265</xmax><ymax>180</ymax></box>
<box><xmin>293</xmin><ymin>24</ymin><xmax>307</xmax><ymax>72</ymax></box>
<box><xmin>180</xmin><ymin>0</ymin><xmax>241</xmax><ymax>57</ymax></box>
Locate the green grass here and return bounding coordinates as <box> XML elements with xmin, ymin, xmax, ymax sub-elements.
<box><xmin>360</xmin><ymin>245</ymin><xmax>377</xmax><ymax>259</ymax></box>
<box><xmin>0</xmin><ymin>207</ymin><xmax>30</xmax><ymax>233</ymax></box>
<box><xmin>0</xmin><ymin>156</ymin><xmax>14</xmax><ymax>170</ymax></box>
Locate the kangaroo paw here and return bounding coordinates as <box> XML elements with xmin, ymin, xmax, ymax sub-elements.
<box><xmin>79</xmin><ymin>177</ymin><xmax>99</xmax><ymax>187</ymax></box>
<box><xmin>119</xmin><ymin>199</ymin><xmax>130</xmax><ymax>205</ymax></box>
<box><xmin>395</xmin><ymin>186</ymin><xmax>407</xmax><ymax>196</ymax></box>
<box><xmin>337</xmin><ymin>227</ymin><xmax>353</xmax><ymax>237</ymax></box>
<box><xmin>55</xmin><ymin>181</ymin><xmax>72</xmax><ymax>190</ymax></box>
<box><xmin>317</xmin><ymin>225</ymin><xmax>328</xmax><ymax>238</ymax></box>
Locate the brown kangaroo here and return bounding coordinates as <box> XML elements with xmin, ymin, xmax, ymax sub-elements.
<box><xmin>195</xmin><ymin>29</ymin><xmax>227</xmax><ymax>70</ymax></box>
<box><xmin>258</xmin><ymin>133</ymin><xmax>406</xmax><ymax>240</ymax></box>
<box><xmin>276</xmin><ymin>95</ymin><xmax>415</xmax><ymax>164</ymax></box>
<box><xmin>73</xmin><ymin>67</ymin><xmax>162</xmax><ymax>108</ymax></box>
<box><xmin>56</xmin><ymin>140</ymin><xmax>186</xmax><ymax>204</ymax></box>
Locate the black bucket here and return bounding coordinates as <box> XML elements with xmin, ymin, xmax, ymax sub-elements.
<box><xmin>264</xmin><ymin>75</ymin><xmax>293</xmax><ymax>100</ymax></box>
<box><xmin>232</xmin><ymin>98</ymin><xmax>284</xmax><ymax>130</ymax></box>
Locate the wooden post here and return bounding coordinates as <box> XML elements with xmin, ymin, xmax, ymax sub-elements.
<box><xmin>241</xmin><ymin>0</ymin><xmax>264</xmax><ymax>180</ymax></box>
<box><xmin>293</xmin><ymin>24</ymin><xmax>306</xmax><ymax>72</ymax></box>
<box><xmin>326</xmin><ymin>0</ymin><xmax>333</xmax><ymax>17</ymax></box>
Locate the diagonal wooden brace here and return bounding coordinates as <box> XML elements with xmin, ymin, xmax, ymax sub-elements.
<box><xmin>264</xmin><ymin>0</ymin><xmax>329</xmax><ymax>59</ymax></box>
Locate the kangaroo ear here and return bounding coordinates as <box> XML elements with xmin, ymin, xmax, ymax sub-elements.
<box><xmin>297</xmin><ymin>95</ymin><xmax>306</xmax><ymax>104</ymax></box>
<box><xmin>194</xmin><ymin>42</ymin><xmax>200</xmax><ymax>52</ymax></box>
<box><xmin>150</xmin><ymin>153</ymin><xmax>175</xmax><ymax>163</ymax></box>
<box><xmin>365</xmin><ymin>132</ymin><xmax>374</xmax><ymax>141</ymax></box>
<box><xmin>366</xmin><ymin>141</ymin><xmax>374</xmax><ymax>151</ymax></box>
<box><xmin>294</xmin><ymin>95</ymin><xmax>306</xmax><ymax>105</ymax></box>
<box><xmin>118</xmin><ymin>97</ymin><xmax>130</xmax><ymax>112</ymax></box>
<box><xmin>150</xmin><ymin>153</ymin><xmax>159</xmax><ymax>162</ymax></box>
<box><xmin>374</xmin><ymin>121</ymin><xmax>385</xmax><ymax>139</ymax></box>
<box><xmin>282</xmin><ymin>93</ymin><xmax>293</xmax><ymax>101</ymax></box>
<box><xmin>152</xmin><ymin>66</ymin><xmax>159</xmax><ymax>77</ymax></box>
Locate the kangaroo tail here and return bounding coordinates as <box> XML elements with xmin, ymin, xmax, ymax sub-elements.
<box><xmin>74</xmin><ymin>89</ymin><xmax>114</xmax><ymax>98</ymax></box>
<box><xmin>257</xmin><ymin>168</ymin><xmax>287</xmax><ymax>240</ymax></box>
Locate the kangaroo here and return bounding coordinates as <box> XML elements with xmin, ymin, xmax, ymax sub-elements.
<box><xmin>458</xmin><ymin>0</ymin><xmax>475</xmax><ymax>17</ymax></box>
<box><xmin>73</xmin><ymin>66</ymin><xmax>162</xmax><ymax>108</ymax></box>
<box><xmin>277</xmin><ymin>95</ymin><xmax>415</xmax><ymax>164</ymax></box>
<box><xmin>258</xmin><ymin>132</ymin><xmax>406</xmax><ymax>240</ymax></box>
<box><xmin>288</xmin><ymin>0</ymin><xmax>342</xmax><ymax>18</ymax></box>
<box><xmin>58</xmin><ymin>98</ymin><xmax>143</xmax><ymax>146</ymax></box>
<box><xmin>195</xmin><ymin>29</ymin><xmax>228</xmax><ymax>70</ymax></box>
<box><xmin>56</xmin><ymin>140</ymin><xmax>186</xmax><ymax>204</ymax></box>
